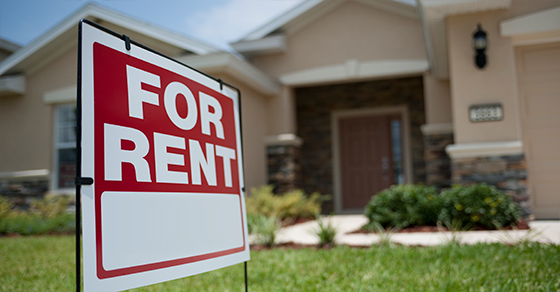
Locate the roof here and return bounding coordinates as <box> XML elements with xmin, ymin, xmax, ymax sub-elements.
<box><xmin>0</xmin><ymin>3</ymin><xmax>220</xmax><ymax>76</ymax></box>
<box><xmin>0</xmin><ymin>38</ymin><xmax>21</xmax><ymax>54</ymax></box>
<box><xmin>231</xmin><ymin>0</ymin><xmax>418</xmax><ymax>57</ymax></box>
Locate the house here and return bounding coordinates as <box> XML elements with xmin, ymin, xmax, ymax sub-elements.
<box><xmin>0</xmin><ymin>4</ymin><xmax>278</xmax><ymax>205</ymax></box>
<box><xmin>1</xmin><ymin>0</ymin><xmax>558</xmax><ymax>219</ymax></box>
<box><xmin>230</xmin><ymin>0</ymin><xmax>560</xmax><ymax>218</ymax></box>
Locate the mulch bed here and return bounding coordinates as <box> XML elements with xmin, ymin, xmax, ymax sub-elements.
<box><xmin>348</xmin><ymin>220</ymin><xmax>530</xmax><ymax>234</ymax></box>
<box><xmin>250</xmin><ymin>242</ymin><xmax>371</xmax><ymax>251</ymax></box>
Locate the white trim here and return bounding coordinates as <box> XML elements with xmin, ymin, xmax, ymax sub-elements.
<box><xmin>241</xmin><ymin>0</ymin><xmax>323</xmax><ymax>41</ymax></box>
<box><xmin>0</xmin><ymin>75</ymin><xmax>25</xmax><ymax>97</ymax></box>
<box><xmin>354</xmin><ymin>0</ymin><xmax>418</xmax><ymax>19</ymax></box>
<box><xmin>0</xmin><ymin>38</ymin><xmax>21</xmax><ymax>53</ymax></box>
<box><xmin>230</xmin><ymin>35</ymin><xmax>286</xmax><ymax>56</ymax></box>
<box><xmin>509</xmin><ymin>35</ymin><xmax>560</xmax><ymax>47</ymax></box>
<box><xmin>0</xmin><ymin>169</ymin><xmax>49</xmax><ymax>180</ymax></box>
<box><xmin>500</xmin><ymin>7</ymin><xmax>560</xmax><ymax>37</ymax></box>
<box><xmin>280</xmin><ymin>59</ymin><xmax>429</xmax><ymax>86</ymax></box>
<box><xmin>44</xmin><ymin>86</ymin><xmax>76</xmax><ymax>104</ymax></box>
<box><xmin>0</xmin><ymin>4</ymin><xmax>218</xmax><ymax>76</ymax></box>
<box><xmin>331</xmin><ymin>106</ymin><xmax>412</xmax><ymax>214</ymax></box>
<box><xmin>177</xmin><ymin>52</ymin><xmax>280</xmax><ymax>95</ymax></box>
<box><xmin>445</xmin><ymin>141</ymin><xmax>523</xmax><ymax>159</ymax></box>
<box><xmin>52</xmin><ymin>103</ymin><xmax>77</xmax><ymax>190</ymax></box>
<box><xmin>264</xmin><ymin>134</ymin><xmax>303</xmax><ymax>147</ymax></box>
<box><xmin>420</xmin><ymin>123</ymin><xmax>454</xmax><ymax>135</ymax></box>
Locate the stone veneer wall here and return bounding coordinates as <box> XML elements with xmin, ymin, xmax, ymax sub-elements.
<box><xmin>267</xmin><ymin>144</ymin><xmax>302</xmax><ymax>194</ymax></box>
<box><xmin>0</xmin><ymin>179</ymin><xmax>49</xmax><ymax>209</ymax></box>
<box><xmin>295</xmin><ymin>77</ymin><xmax>426</xmax><ymax>212</ymax></box>
<box><xmin>451</xmin><ymin>155</ymin><xmax>530</xmax><ymax>217</ymax></box>
<box><xmin>424</xmin><ymin>133</ymin><xmax>454</xmax><ymax>189</ymax></box>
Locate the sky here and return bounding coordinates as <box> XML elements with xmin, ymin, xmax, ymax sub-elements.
<box><xmin>0</xmin><ymin>0</ymin><xmax>306</xmax><ymax>51</ymax></box>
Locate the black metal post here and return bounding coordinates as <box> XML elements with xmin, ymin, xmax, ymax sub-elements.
<box><xmin>244</xmin><ymin>261</ymin><xmax>248</xmax><ymax>292</ymax></box>
<box><xmin>75</xmin><ymin>20</ymin><xmax>83</xmax><ymax>292</ymax></box>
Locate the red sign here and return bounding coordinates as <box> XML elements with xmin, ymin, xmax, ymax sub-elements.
<box><xmin>80</xmin><ymin>21</ymin><xmax>249</xmax><ymax>292</ymax></box>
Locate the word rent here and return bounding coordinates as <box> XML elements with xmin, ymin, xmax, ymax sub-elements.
<box><xmin>103</xmin><ymin>65</ymin><xmax>236</xmax><ymax>187</ymax></box>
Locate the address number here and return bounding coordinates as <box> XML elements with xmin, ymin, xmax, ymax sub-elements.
<box><xmin>469</xmin><ymin>104</ymin><xmax>503</xmax><ymax>122</ymax></box>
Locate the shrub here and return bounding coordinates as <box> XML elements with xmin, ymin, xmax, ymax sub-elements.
<box><xmin>0</xmin><ymin>211</ymin><xmax>75</xmax><ymax>235</ymax></box>
<box><xmin>0</xmin><ymin>196</ymin><xmax>14</xmax><ymax>219</ymax></box>
<box><xmin>364</xmin><ymin>184</ymin><xmax>442</xmax><ymax>228</ymax></box>
<box><xmin>30</xmin><ymin>195</ymin><xmax>71</xmax><ymax>218</ymax></box>
<box><xmin>0</xmin><ymin>195</ymin><xmax>75</xmax><ymax>235</ymax></box>
<box><xmin>246</xmin><ymin>185</ymin><xmax>322</xmax><ymax>222</ymax></box>
<box><xmin>438</xmin><ymin>183</ymin><xmax>520</xmax><ymax>229</ymax></box>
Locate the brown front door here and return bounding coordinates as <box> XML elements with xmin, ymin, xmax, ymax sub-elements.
<box><xmin>338</xmin><ymin>114</ymin><xmax>400</xmax><ymax>210</ymax></box>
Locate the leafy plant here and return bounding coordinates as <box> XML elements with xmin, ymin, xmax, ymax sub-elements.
<box><xmin>251</xmin><ymin>215</ymin><xmax>281</xmax><ymax>247</ymax></box>
<box><xmin>0</xmin><ymin>196</ymin><xmax>14</xmax><ymax>219</ymax></box>
<box><xmin>0</xmin><ymin>212</ymin><xmax>75</xmax><ymax>235</ymax></box>
<box><xmin>30</xmin><ymin>195</ymin><xmax>71</xmax><ymax>218</ymax></box>
<box><xmin>364</xmin><ymin>184</ymin><xmax>442</xmax><ymax>229</ymax></box>
<box><xmin>368</xmin><ymin>221</ymin><xmax>398</xmax><ymax>247</ymax></box>
<box><xmin>497</xmin><ymin>225</ymin><xmax>544</xmax><ymax>247</ymax></box>
<box><xmin>438</xmin><ymin>183</ymin><xmax>520</xmax><ymax>230</ymax></box>
<box><xmin>246</xmin><ymin>185</ymin><xmax>322</xmax><ymax>222</ymax></box>
<box><xmin>0</xmin><ymin>195</ymin><xmax>75</xmax><ymax>235</ymax></box>
<box><xmin>313</xmin><ymin>214</ymin><xmax>337</xmax><ymax>248</ymax></box>
<box><xmin>437</xmin><ymin>218</ymin><xmax>472</xmax><ymax>246</ymax></box>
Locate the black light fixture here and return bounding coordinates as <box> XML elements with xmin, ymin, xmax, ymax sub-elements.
<box><xmin>472</xmin><ymin>23</ymin><xmax>487</xmax><ymax>69</ymax></box>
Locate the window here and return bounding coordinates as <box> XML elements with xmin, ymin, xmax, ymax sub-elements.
<box><xmin>390</xmin><ymin>119</ymin><xmax>405</xmax><ymax>184</ymax></box>
<box><xmin>55</xmin><ymin>104</ymin><xmax>76</xmax><ymax>189</ymax></box>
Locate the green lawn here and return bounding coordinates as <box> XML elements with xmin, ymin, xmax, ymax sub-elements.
<box><xmin>1</xmin><ymin>236</ymin><xmax>559</xmax><ymax>291</ymax></box>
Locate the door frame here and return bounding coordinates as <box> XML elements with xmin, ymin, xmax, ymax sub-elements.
<box><xmin>331</xmin><ymin>105</ymin><xmax>412</xmax><ymax>214</ymax></box>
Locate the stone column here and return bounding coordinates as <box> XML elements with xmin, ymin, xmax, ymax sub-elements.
<box><xmin>446</xmin><ymin>141</ymin><xmax>530</xmax><ymax>218</ymax></box>
<box><xmin>421</xmin><ymin>124</ymin><xmax>454</xmax><ymax>189</ymax></box>
<box><xmin>264</xmin><ymin>134</ymin><xmax>303</xmax><ymax>194</ymax></box>
<box><xmin>0</xmin><ymin>170</ymin><xmax>50</xmax><ymax>208</ymax></box>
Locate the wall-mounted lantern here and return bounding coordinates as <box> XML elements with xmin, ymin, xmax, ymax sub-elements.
<box><xmin>472</xmin><ymin>23</ymin><xmax>487</xmax><ymax>69</ymax></box>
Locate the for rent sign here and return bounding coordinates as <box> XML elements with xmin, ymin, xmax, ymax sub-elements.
<box><xmin>79</xmin><ymin>21</ymin><xmax>249</xmax><ymax>292</ymax></box>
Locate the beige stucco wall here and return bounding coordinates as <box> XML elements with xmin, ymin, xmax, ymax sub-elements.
<box><xmin>423</xmin><ymin>71</ymin><xmax>452</xmax><ymax>125</ymax></box>
<box><xmin>446</xmin><ymin>0</ymin><xmax>560</xmax><ymax>144</ymax></box>
<box><xmin>251</xmin><ymin>0</ymin><xmax>427</xmax><ymax>136</ymax></box>
<box><xmin>208</xmin><ymin>73</ymin><xmax>269</xmax><ymax>190</ymax></box>
<box><xmin>0</xmin><ymin>45</ymin><xmax>77</xmax><ymax>174</ymax></box>
<box><xmin>266</xmin><ymin>86</ymin><xmax>297</xmax><ymax>135</ymax></box>
<box><xmin>253</xmin><ymin>1</ymin><xmax>426</xmax><ymax>79</ymax></box>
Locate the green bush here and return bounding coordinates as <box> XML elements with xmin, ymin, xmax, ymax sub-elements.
<box><xmin>364</xmin><ymin>184</ymin><xmax>442</xmax><ymax>228</ymax></box>
<box><xmin>438</xmin><ymin>183</ymin><xmax>520</xmax><ymax>229</ymax></box>
<box><xmin>0</xmin><ymin>211</ymin><xmax>75</xmax><ymax>235</ymax></box>
<box><xmin>0</xmin><ymin>195</ymin><xmax>75</xmax><ymax>235</ymax></box>
<box><xmin>0</xmin><ymin>196</ymin><xmax>14</xmax><ymax>219</ymax></box>
<box><xmin>246</xmin><ymin>185</ymin><xmax>322</xmax><ymax>222</ymax></box>
<box><xmin>30</xmin><ymin>195</ymin><xmax>71</xmax><ymax>218</ymax></box>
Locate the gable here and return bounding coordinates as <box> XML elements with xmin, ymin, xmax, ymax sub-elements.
<box><xmin>251</xmin><ymin>0</ymin><xmax>427</xmax><ymax>79</ymax></box>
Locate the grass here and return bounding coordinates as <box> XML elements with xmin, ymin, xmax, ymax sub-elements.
<box><xmin>1</xmin><ymin>236</ymin><xmax>559</xmax><ymax>291</ymax></box>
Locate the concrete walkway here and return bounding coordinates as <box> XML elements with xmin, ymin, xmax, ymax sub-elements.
<box><xmin>272</xmin><ymin>215</ymin><xmax>560</xmax><ymax>246</ymax></box>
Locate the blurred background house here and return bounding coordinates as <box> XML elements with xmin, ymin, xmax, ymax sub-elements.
<box><xmin>1</xmin><ymin>0</ymin><xmax>558</xmax><ymax>219</ymax></box>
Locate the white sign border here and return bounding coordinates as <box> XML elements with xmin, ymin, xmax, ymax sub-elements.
<box><xmin>79</xmin><ymin>20</ymin><xmax>249</xmax><ymax>292</ymax></box>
